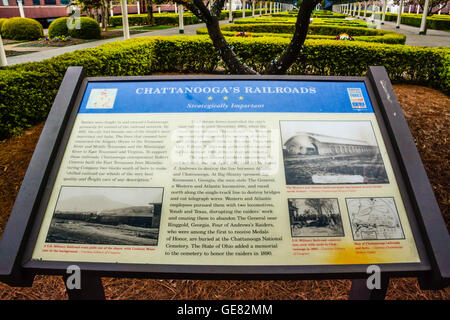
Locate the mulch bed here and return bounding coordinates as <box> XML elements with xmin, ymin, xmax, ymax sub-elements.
<box><xmin>0</xmin><ymin>84</ymin><xmax>448</xmax><ymax>300</ymax></box>
<box><xmin>5</xmin><ymin>50</ymin><xmax>38</xmax><ymax>57</ymax></box>
<box><xmin>16</xmin><ymin>38</ymin><xmax>89</xmax><ymax>48</ymax></box>
<box><xmin>13</xmin><ymin>30</ymin><xmax>147</xmax><ymax>49</ymax></box>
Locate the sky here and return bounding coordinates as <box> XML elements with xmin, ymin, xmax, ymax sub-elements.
<box><xmin>57</xmin><ymin>186</ymin><xmax>163</xmax><ymax>206</ymax></box>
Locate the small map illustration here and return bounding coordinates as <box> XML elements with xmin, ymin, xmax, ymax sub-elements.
<box><xmin>86</xmin><ymin>88</ymin><xmax>117</xmax><ymax>109</ymax></box>
<box><xmin>346</xmin><ymin>197</ymin><xmax>405</xmax><ymax>240</ymax></box>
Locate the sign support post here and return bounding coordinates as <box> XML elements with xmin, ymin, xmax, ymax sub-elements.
<box><xmin>63</xmin><ymin>272</ymin><xmax>105</xmax><ymax>300</ymax></box>
<box><xmin>349</xmin><ymin>276</ymin><xmax>390</xmax><ymax>300</ymax></box>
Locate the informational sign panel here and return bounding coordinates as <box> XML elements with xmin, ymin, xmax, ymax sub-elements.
<box><xmin>29</xmin><ymin>79</ymin><xmax>421</xmax><ymax>266</ymax></box>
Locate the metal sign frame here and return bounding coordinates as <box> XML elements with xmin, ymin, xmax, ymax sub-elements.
<box><xmin>0</xmin><ymin>66</ymin><xmax>448</xmax><ymax>296</ymax></box>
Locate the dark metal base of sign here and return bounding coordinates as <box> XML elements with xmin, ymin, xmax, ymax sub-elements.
<box><xmin>348</xmin><ymin>276</ymin><xmax>389</xmax><ymax>300</ymax></box>
<box><xmin>63</xmin><ymin>273</ymin><xmax>105</xmax><ymax>300</ymax></box>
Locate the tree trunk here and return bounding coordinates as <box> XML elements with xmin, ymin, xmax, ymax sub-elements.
<box><xmin>265</xmin><ymin>0</ymin><xmax>319</xmax><ymax>74</ymax></box>
<box><xmin>102</xmin><ymin>1</ymin><xmax>108</xmax><ymax>32</ymax></box>
<box><xmin>174</xmin><ymin>0</ymin><xmax>319</xmax><ymax>75</ymax></box>
<box><xmin>147</xmin><ymin>0</ymin><xmax>154</xmax><ymax>25</ymax></box>
<box><xmin>206</xmin><ymin>16</ymin><xmax>258</xmax><ymax>74</ymax></box>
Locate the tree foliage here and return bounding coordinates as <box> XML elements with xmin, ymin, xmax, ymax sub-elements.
<box><xmin>168</xmin><ymin>0</ymin><xmax>321</xmax><ymax>74</ymax></box>
<box><xmin>75</xmin><ymin>0</ymin><xmax>111</xmax><ymax>31</ymax></box>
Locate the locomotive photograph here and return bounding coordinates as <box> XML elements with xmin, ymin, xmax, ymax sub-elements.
<box><xmin>280</xmin><ymin>120</ymin><xmax>389</xmax><ymax>185</ymax></box>
<box><xmin>45</xmin><ymin>186</ymin><xmax>163</xmax><ymax>246</ymax></box>
<box><xmin>288</xmin><ymin>198</ymin><xmax>344</xmax><ymax>237</ymax></box>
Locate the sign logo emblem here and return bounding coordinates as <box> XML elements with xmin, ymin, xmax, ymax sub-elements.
<box><xmin>86</xmin><ymin>88</ymin><xmax>117</xmax><ymax>109</ymax></box>
<box><xmin>347</xmin><ymin>88</ymin><xmax>366</xmax><ymax>109</ymax></box>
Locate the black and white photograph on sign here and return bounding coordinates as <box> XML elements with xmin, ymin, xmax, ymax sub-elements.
<box><xmin>346</xmin><ymin>197</ymin><xmax>405</xmax><ymax>240</ymax></box>
<box><xmin>289</xmin><ymin>198</ymin><xmax>345</xmax><ymax>237</ymax></box>
<box><xmin>280</xmin><ymin>121</ymin><xmax>389</xmax><ymax>185</ymax></box>
<box><xmin>45</xmin><ymin>186</ymin><xmax>163</xmax><ymax>246</ymax></box>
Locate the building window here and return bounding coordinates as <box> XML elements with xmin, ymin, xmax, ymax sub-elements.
<box><xmin>60</xmin><ymin>0</ymin><xmax>70</xmax><ymax>4</ymax></box>
<box><xmin>32</xmin><ymin>0</ymin><xmax>40</xmax><ymax>5</ymax></box>
<box><xmin>2</xmin><ymin>0</ymin><xmax>9</xmax><ymax>6</ymax></box>
<box><xmin>45</xmin><ymin>0</ymin><xmax>56</xmax><ymax>4</ymax></box>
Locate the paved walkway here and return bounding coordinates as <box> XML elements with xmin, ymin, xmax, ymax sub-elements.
<box><xmin>6</xmin><ymin>19</ymin><xmax>232</xmax><ymax>66</ymax></box>
<box><xmin>353</xmin><ymin>16</ymin><xmax>450</xmax><ymax>47</ymax></box>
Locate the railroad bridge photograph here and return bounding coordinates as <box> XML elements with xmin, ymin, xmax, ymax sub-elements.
<box><xmin>45</xmin><ymin>186</ymin><xmax>163</xmax><ymax>246</ymax></box>
<box><xmin>280</xmin><ymin>120</ymin><xmax>389</xmax><ymax>185</ymax></box>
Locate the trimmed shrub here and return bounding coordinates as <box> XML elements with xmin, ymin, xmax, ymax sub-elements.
<box><xmin>235</xmin><ymin>17</ymin><xmax>374</xmax><ymax>28</ymax></box>
<box><xmin>108</xmin><ymin>10</ymin><xmax>266</xmax><ymax>27</ymax></box>
<box><xmin>273</xmin><ymin>12</ymin><xmax>346</xmax><ymax>19</ymax></box>
<box><xmin>363</xmin><ymin>12</ymin><xmax>450</xmax><ymax>30</ymax></box>
<box><xmin>196</xmin><ymin>27</ymin><xmax>406</xmax><ymax>44</ymax></box>
<box><xmin>0</xmin><ymin>38</ymin><xmax>156</xmax><ymax>139</ymax></box>
<box><xmin>0</xmin><ymin>71</ymin><xmax>55</xmax><ymax>137</ymax></box>
<box><xmin>49</xmin><ymin>17</ymin><xmax>101</xmax><ymax>39</ymax></box>
<box><xmin>109</xmin><ymin>13</ymin><xmax>204</xmax><ymax>27</ymax></box>
<box><xmin>1</xmin><ymin>36</ymin><xmax>448</xmax><ymax>139</ymax></box>
<box><xmin>0</xmin><ymin>18</ymin><xmax>7</xmax><ymax>36</ymax></box>
<box><xmin>221</xmin><ymin>23</ymin><xmax>393</xmax><ymax>37</ymax></box>
<box><xmin>48</xmin><ymin>17</ymin><xmax>68</xmax><ymax>38</ymax></box>
<box><xmin>1</xmin><ymin>17</ymin><xmax>43</xmax><ymax>40</ymax></box>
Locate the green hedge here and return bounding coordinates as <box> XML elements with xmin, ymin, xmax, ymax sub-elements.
<box><xmin>109</xmin><ymin>13</ymin><xmax>205</xmax><ymax>27</ymax></box>
<box><xmin>1</xmin><ymin>36</ymin><xmax>448</xmax><ymax>139</ymax></box>
<box><xmin>311</xmin><ymin>19</ymin><xmax>373</xmax><ymax>28</ymax></box>
<box><xmin>196</xmin><ymin>27</ymin><xmax>405</xmax><ymax>44</ymax></box>
<box><xmin>361</xmin><ymin>12</ymin><xmax>450</xmax><ymax>30</ymax></box>
<box><xmin>49</xmin><ymin>17</ymin><xmax>101</xmax><ymax>39</ymax></box>
<box><xmin>0</xmin><ymin>18</ymin><xmax>7</xmax><ymax>36</ymax></box>
<box><xmin>235</xmin><ymin>17</ymin><xmax>372</xmax><ymax>27</ymax></box>
<box><xmin>109</xmin><ymin>10</ymin><xmax>265</xmax><ymax>27</ymax></box>
<box><xmin>1</xmin><ymin>39</ymin><xmax>156</xmax><ymax>138</ymax></box>
<box><xmin>221</xmin><ymin>23</ymin><xmax>394</xmax><ymax>36</ymax></box>
<box><xmin>1</xmin><ymin>17</ymin><xmax>43</xmax><ymax>40</ymax></box>
<box><xmin>273</xmin><ymin>12</ymin><xmax>346</xmax><ymax>19</ymax></box>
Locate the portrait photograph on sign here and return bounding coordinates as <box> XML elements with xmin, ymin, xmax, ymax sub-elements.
<box><xmin>45</xmin><ymin>186</ymin><xmax>163</xmax><ymax>246</ymax></box>
<box><xmin>280</xmin><ymin>120</ymin><xmax>389</xmax><ymax>185</ymax></box>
